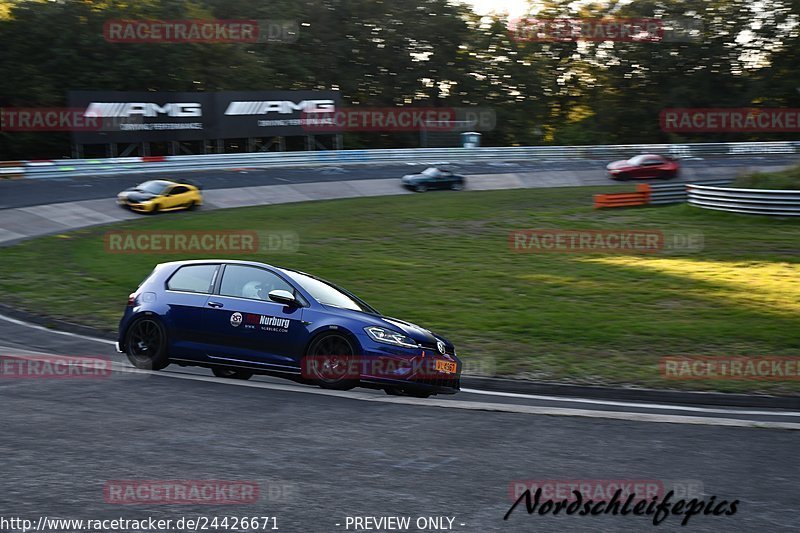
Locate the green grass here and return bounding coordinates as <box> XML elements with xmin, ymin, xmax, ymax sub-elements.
<box><xmin>1</xmin><ymin>185</ymin><xmax>799</xmax><ymax>394</ymax></box>
<box><xmin>733</xmin><ymin>164</ymin><xmax>800</xmax><ymax>190</ymax></box>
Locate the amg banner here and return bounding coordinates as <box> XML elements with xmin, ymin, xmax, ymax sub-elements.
<box><xmin>217</xmin><ymin>90</ymin><xmax>340</xmax><ymax>137</ymax></box>
<box><xmin>67</xmin><ymin>90</ymin><xmax>340</xmax><ymax>143</ymax></box>
<box><xmin>68</xmin><ymin>91</ymin><xmax>215</xmax><ymax>144</ymax></box>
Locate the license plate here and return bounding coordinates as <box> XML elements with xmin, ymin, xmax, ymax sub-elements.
<box><xmin>435</xmin><ymin>360</ymin><xmax>457</xmax><ymax>374</ymax></box>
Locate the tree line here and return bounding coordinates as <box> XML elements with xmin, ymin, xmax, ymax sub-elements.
<box><xmin>0</xmin><ymin>0</ymin><xmax>798</xmax><ymax>159</ymax></box>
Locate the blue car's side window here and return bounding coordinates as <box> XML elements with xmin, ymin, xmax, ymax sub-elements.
<box><xmin>166</xmin><ymin>264</ymin><xmax>218</xmax><ymax>294</ymax></box>
<box><xmin>219</xmin><ymin>265</ymin><xmax>295</xmax><ymax>301</ymax></box>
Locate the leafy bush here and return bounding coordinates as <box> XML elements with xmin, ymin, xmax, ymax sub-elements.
<box><xmin>733</xmin><ymin>165</ymin><xmax>800</xmax><ymax>190</ymax></box>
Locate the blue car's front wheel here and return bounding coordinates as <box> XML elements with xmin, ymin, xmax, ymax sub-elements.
<box><xmin>303</xmin><ymin>333</ymin><xmax>358</xmax><ymax>391</ymax></box>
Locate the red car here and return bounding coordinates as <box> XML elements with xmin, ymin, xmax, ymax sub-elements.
<box><xmin>606</xmin><ymin>154</ymin><xmax>680</xmax><ymax>180</ymax></box>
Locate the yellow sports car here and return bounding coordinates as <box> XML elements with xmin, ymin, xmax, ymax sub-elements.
<box><xmin>116</xmin><ymin>179</ymin><xmax>203</xmax><ymax>213</ymax></box>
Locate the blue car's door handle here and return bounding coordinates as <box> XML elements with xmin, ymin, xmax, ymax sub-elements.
<box><xmin>207</xmin><ymin>302</ymin><xmax>224</xmax><ymax>308</ymax></box>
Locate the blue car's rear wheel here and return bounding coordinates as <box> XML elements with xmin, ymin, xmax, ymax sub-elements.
<box><xmin>125</xmin><ymin>317</ymin><xmax>169</xmax><ymax>370</ymax></box>
<box><xmin>303</xmin><ymin>333</ymin><xmax>358</xmax><ymax>390</ymax></box>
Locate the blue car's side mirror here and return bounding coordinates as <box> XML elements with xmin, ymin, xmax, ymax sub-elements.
<box><xmin>268</xmin><ymin>289</ymin><xmax>298</xmax><ymax>306</ymax></box>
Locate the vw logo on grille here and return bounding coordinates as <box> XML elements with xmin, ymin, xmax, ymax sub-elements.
<box><xmin>436</xmin><ymin>340</ymin><xmax>446</xmax><ymax>354</ymax></box>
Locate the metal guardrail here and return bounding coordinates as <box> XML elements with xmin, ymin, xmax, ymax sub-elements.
<box><xmin>649</xmin><ymin>179</ymin><xmax>733</xmax><ymax>204</ymax></box>
<box><xmin>687</xmin><ymin>184</ymin><xmax>800</xmax><ymax>216</ymax></box>
<box><xmin>9</xmin><ymin>140</ymin><xmax>800</xmax><ymax>179</ymax></box>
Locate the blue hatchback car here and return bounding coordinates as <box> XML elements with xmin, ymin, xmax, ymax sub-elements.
<box><xmin>117</xmin><ymin>260</ymin><xmax>461</xmax><ymax>397</ymax></box>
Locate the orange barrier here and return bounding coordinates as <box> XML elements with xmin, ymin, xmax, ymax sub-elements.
<box><xmin>594</xmin><ymin>183</ymin><xmax>651</xmax><ymax>208</ymax></box>
<box><xmin>0</xmin><ymin>160</ymin><xmax>25</xmax><ymax>179</ymax></box>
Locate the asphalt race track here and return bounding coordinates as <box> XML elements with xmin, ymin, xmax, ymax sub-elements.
<box><xmin>2</xmin><ymin>156</ymin><xmax>798</xmax><ymax>247</ymax></box>
<box><xmin>1</xmin><ymin>157</ymin><xmax>800</xmax><ymax>532</ymax></box>
<box><xmin>0</xmin><ymin>314</ymin><xmax>799</xmax><ymax>532</ymax></box>
<box><xmin>1</xmin><ymin>155</ymin><xmax>796</xmax><ymax>210</ymax></box>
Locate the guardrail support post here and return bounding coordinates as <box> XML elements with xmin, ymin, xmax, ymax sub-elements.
<box><xmin>636</xmin><ymin>183</ymin><xmax>652</xmax><ymax>203</ymax></box>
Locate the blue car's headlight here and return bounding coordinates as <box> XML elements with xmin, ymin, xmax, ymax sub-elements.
<box><xmin>365</xmin><ymin>326</ymin><xmax>419</xmax><ymax>348</ymax></box>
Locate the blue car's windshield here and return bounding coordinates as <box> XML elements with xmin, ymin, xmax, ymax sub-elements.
<box><xmin>283</xmin><ymin>270</ymin><xmax>379</xmax><ymax>314</ymax></box>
